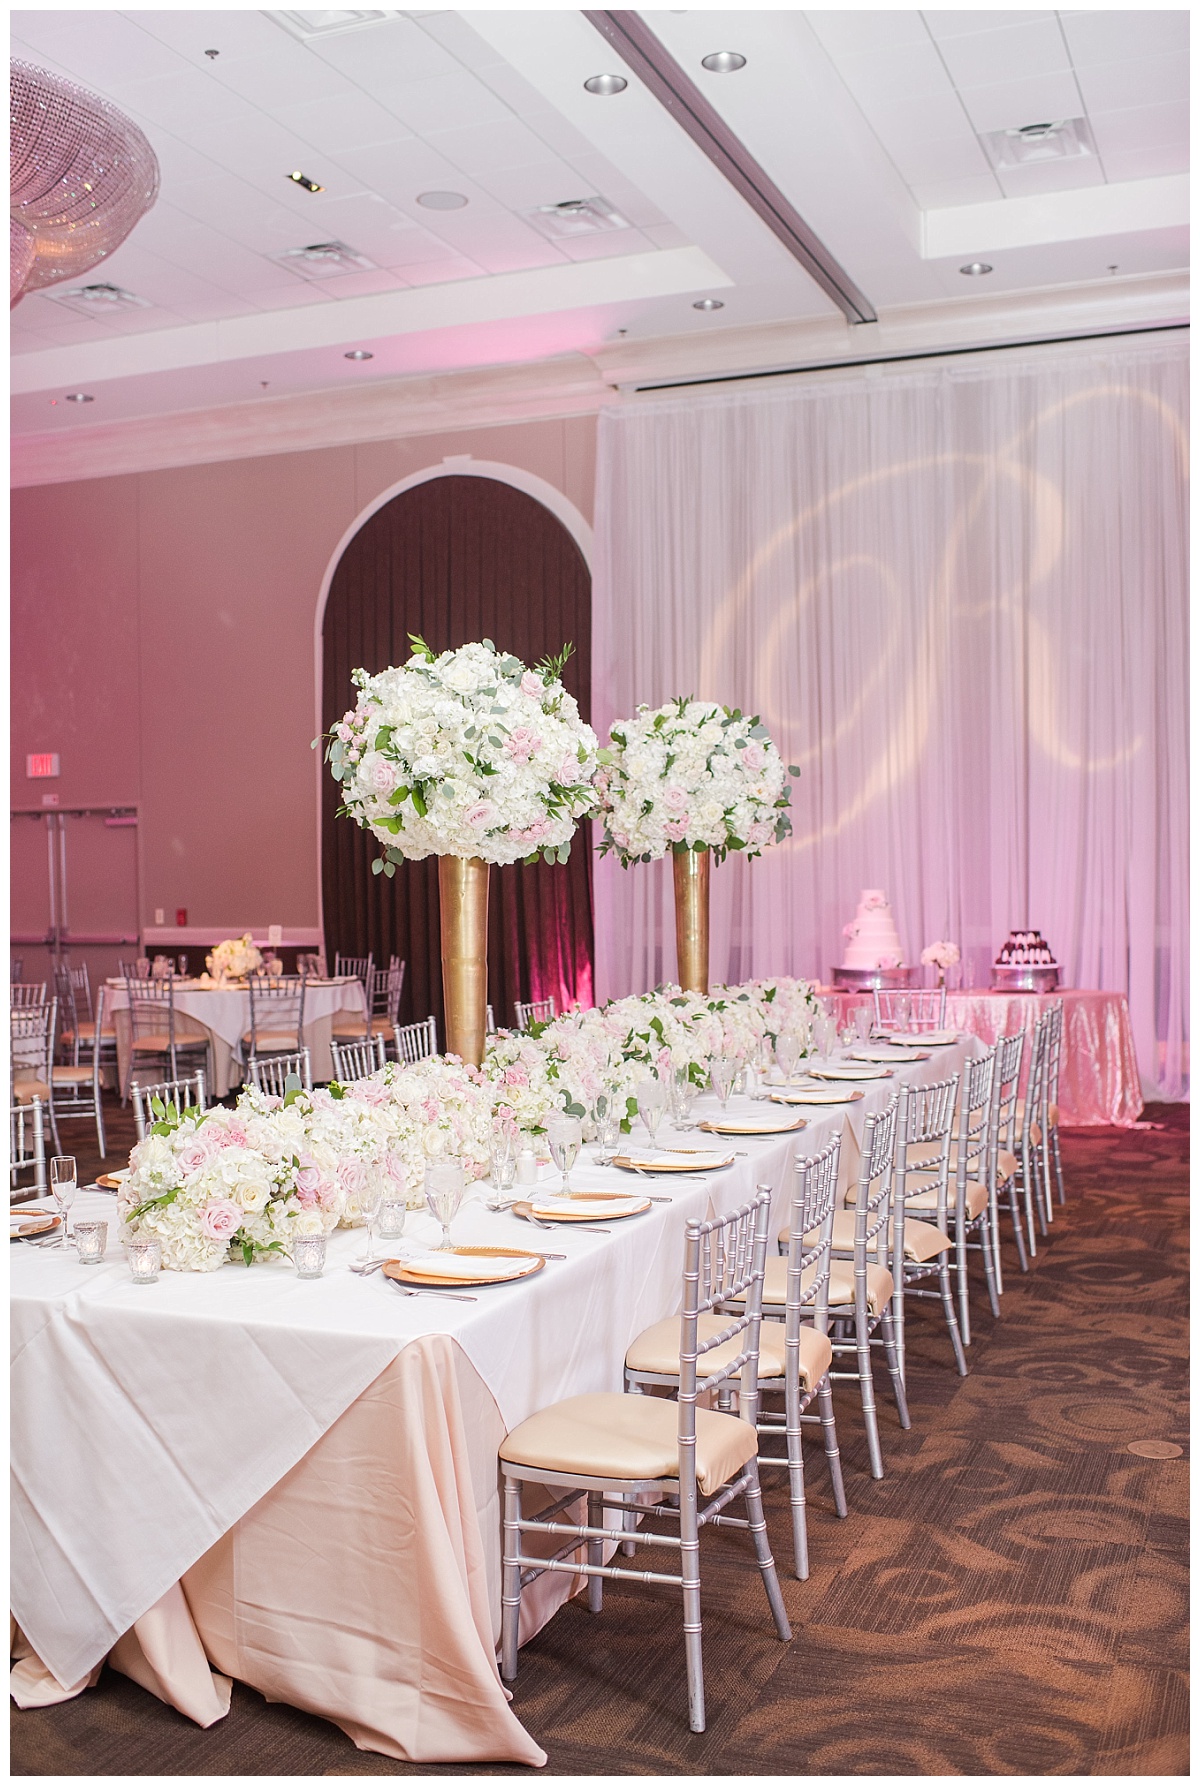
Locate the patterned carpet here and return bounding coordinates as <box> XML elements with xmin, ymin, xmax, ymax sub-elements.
<box><xmin>12</xmin><ymin>1102</ymin><xmax>1188</xmax><ymax>1775</ymax></box>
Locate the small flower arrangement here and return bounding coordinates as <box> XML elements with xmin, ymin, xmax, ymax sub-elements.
<box><xmin>920</xmin><ymin>941</ymin><xmax>961</xmax><ymax>970</ymax></box>
<box><xmin>595</xmin><ymin>698</ymin><xmax>797</xmax><ymax>866</ymax></box>
<box><xmin>325</xmin><ymin>637</ymin><xmax>599</xmax><ymax>872</ymax></box>
<box><xmin>206</xmin><ymin>934</ymin><xmax>262</xmax><ymax>980</ymax></box>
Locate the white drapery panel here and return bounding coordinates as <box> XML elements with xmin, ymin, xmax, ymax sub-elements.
<box><xmin>592</xmin><ymin>335</ymin><xmax>1188</xmax><ymax>1100</ymax></box>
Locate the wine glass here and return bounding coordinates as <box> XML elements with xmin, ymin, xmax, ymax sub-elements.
<box><xmin>425</xmin><ymin>1159</ymin><xmax>465</xmax><ymax>1251</ymax></box>
<box><xmin>709</xmin><ymin>1057</ymin><xmax>735</xmax><ymax>1108</ymax></box>
<box><xmin>593</xmin><ymin>1091</ymin><xmax>621</xmax><ymax>1165</ymax></box>
<box><xmin>546</xmin><ymin>1114</ymin><xmax>582</xmax><ymax>1192</ymax></box>
<box><xmin>487</xmin><ymin>1121</ymin><xmax>516</xmax><ymax>1209</ymax></box>
<box><xmin>50</xmin><ymin>1155</ymin><xmax>77</xmax><ymax>1248</ymax></box>
<box><xmin>358</xmin><ymin>1172</ymin><xmax>385</xmax><ymax>1264</ymax></box>
<box><xmin>853</xmin><ymin>1002</ymin><xmax>873</xmax><ymax>1044</ymax></box>
<box><xmin>775</xmin><ymin>1032</ymin><xmax>801</xmax><ymax>1081</ymax></box>
<box><xmin>636</xmin><ymin>1078</ymin><xmax>665</xmax><ymax>1147</ymax></box>
<box><xmin>670</xmin><ymin>1067</ymin><xmax>697</xmax><ymax>1131</ymax></box>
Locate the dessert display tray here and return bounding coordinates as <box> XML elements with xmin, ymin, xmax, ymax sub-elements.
<box><xmin>830</xmin><ymin>965</ymin><xmax>918</xmax><ymax>990</ymax></box>
<box><xmin>990</xmin><ymin>965</ymin><xmax>1060</xmax><ymax>993</ymax></box>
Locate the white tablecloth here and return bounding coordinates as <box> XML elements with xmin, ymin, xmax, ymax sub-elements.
<box><xmin>105</xmin><ymin>979</ymin><xmax>367</xmax><ymax>1095</ymax></box>
<box><xmin>11</xmin><ymin>1035</ymin><xmax>978</xmax><ymax>1735</ymax></box>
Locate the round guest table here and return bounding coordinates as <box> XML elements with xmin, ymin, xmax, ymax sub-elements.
<box><xmin>825</xmin><ymin>988</ymin><xmax>1142</xmax><ymax>1127</ymax></box>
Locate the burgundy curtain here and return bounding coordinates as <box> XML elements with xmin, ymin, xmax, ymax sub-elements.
<box><xmin>321</xmin><ymin>475</ymin><xmax>595</xmax><ymax>1038</ymax></box>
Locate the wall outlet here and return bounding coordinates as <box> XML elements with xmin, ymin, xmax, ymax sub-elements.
<box><xmin>154</xmin><ymin>908</ymin><xmax>164</xmax><ymax>925</ymax></box>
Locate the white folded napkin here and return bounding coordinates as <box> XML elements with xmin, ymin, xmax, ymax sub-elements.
<box><xmin>621</xmin><ymin>1150</ymin><xmax>731</xmax><ymax>1169</ymax></box>
<box><xmin>703</xmin><ymin>1114</ymin><xmax>800</xmax><ymax>1133</ymax></box>
<box><xmin>889</xmin><ymin>1030</ymin><xmax>958</xmax><ymax>1046</ymax></box>
<box><xmin>531</xmin><ymin>1195</ymin><xmax>646</xmax><ymax>1218</ymax></box>
<box><xmin>401</xmin><ymin>1251</ymin><xmax>537</xmax><ymax>1281</ymax></box>
<box><xmin>808</xmin><ymin>1064</ymin><xmax>891</xmax><ymax>1081</ymax></box>
<box><xmin>772</xmin><ymin>1087</ymin><xmax>857</xmax><ymax>1104</ymax></box>
<box><xmin>850</xmin><ymin>1047</ymin><xmax>924</xmax><ymax>1062</ymax></box>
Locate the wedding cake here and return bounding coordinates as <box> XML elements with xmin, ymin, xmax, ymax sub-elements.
<box><xmin>993</xmin><ymin>929</ymin><xmax>1059</xmax><ymax>990</ymax></box>
<box><xmin>841</xmin><ymin>890</ymin><xmax>905</xmax><ymax>970</ymax></box>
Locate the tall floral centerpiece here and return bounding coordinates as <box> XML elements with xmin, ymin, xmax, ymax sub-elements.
<box><xmin>327</xmin><ymin>637</ymin><xmax>598</xmax><ymax>1064</ymax></box>
<box><xmin>595</xmin><ymin>698</ymin><xmax>797</xmax><ymax>993</ymax></box>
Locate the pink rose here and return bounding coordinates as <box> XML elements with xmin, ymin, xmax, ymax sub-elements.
<box><xmin>664</xmin><ymin>786</ymin><xmax>688</xmax><ymax>813</ymax></box>
<box><xmin>176</xmin><ymin>1139</ymin><xmax>212</xmax><ymax>1175</ymax></box>
<box><xmin>518</xmin><ymin>820</ymin><xmax>550</xmax><ymax>844</ymax></box>
<box><xmin>338</xmin><ymin>1159</ymin><xmax>366</xmax><ymax>1200</ymax></box>
<box><xmin>664</xmin><ymin>818</ymin><xmax>688</xmax><ymax>842</ymax></box>
<box><xmin>198</xmin><ymin>1198</ymin><xmax>242</xmax><ymax>1242</ymax></box>
<box><xmin>466</xmin><ymin>801</ymin><xmax>497</xmax><ymax>828</ymax></box>
<box><xmin>521</xmin><ymin>671</ymin><xmax>544</xmax><ymax>698</ymax></box>
<box><xmin>505</xmin><ymin>727</ymin><xmax>541</xmax><ymax>764</ymax></box>
<box><xmin>367</xmin><ymin>756</ymin><xmax>394</xmax><ymax>794</ymax></box>
<box><xmin>741</xmin><ymin>743</ymin><xmax>766</xmax><ymax>771</ymax></box>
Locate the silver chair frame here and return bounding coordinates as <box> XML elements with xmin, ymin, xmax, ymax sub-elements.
<box><xmin>132</xmin><ymin>1070</ymin><xmax>208</xmax><ymax>1142</ymax></box>
<box><xmin>393</xmin><ymin>1014</ymin><xmax>438</xmax><ymax>1065</ymax></box>
<box><xmin>908</xmin><ymin>1050</ymin><xmax>999</xmax><ymax>1346</ymax></box>
<box><xmin>247</xmin><ymin>1048</ymin><xmax>313</xmax><ymax>1097</ymax></box>
<box><xmin>10</xmin><ymin>1096</ymin><xmax>47</xmax><ymax>1195</ymax></box>
<box><xmin>827</xmin><ymin>1092</ymin><xmax>909</xmax><ymax>1479</ymax></box>
<box><xmin>12</xmin><ymin>999</ymin><xmax>61</xmax><ymax>1153</ymax></box>
<box><xmin>501</xmin><ymin>1190</ymin><xmax>790</xmax><ymax>1733</ymax></box>
<box><xmin>47</xmin><ymin>983</ymin><xmax>109</xmax><ymax>1159</ymax></box>
<box><xmin>125</xmin><ymin>977</ymin><xmax>208</xmax><ymax>1092</ymax></box>
<box><xmin>989</xmin><ymin>1029</ymin><xmax>1028</xmax><ymax>1280</ymax></box>
<box><xmin>1014</xmin><ymin>1014</ymin><xmax>1053</xmax><ymax>1253</ymax></box>
<box><xmin>513</xmin><ymin>996</ymin><xmax>556</xmax><ymax>1031</ymax></box>
<box><xmin>10</xmin><ymin>982</ymin><xmax>48</xmax><ymax>1009</ymax></box>
<box><xmin>244</xmin><ymin>975</ymin><xmax>307</xmax><ymax>1060</ymax></box>
<box><xmin>1045</xmin><ymin>999</ymin><xmax>1066</xmax><ymax>1206</ymax></box>
<box><xmin>330</xmin><ymin>1034</ymin><xmax>388</xmax><ymax>1083</ymax></box>
<box><xmin>891</xmin><ymin>1073</ymin><xmax>967</xmax><ymax>1381</ymax></box>
<box><xmin>872</xmin><ymin>987</ymin><xmax>947</xmax><ymax>1032</ymax></box>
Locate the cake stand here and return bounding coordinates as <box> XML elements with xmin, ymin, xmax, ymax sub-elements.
<box><xmin>831</xmin><ymin>965</ymin><xmax>917</xmax><ymax>991</ymax></box>
<box><xmin>990</xmin><ymin>964</ymin><xmax>1060</xmax><ymax>993</ymax></box>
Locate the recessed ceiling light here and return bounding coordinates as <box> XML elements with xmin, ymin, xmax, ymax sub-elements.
<box><xmin>980</xmin><ymin>116</ymin><xmax>1096</xmax><ymax>171</ymax></box>
<box><xmin>64</xmin><ymin>392</ymin><xmax>94</xmax><ymax>403</ymax></box>
<box><xmin>701</xmin><ymin>51</ymin><xmax>746</xmax><ymax>72</ymax></box>
<box><xmin>204</xmin><ymin>48</ymin><xmax>219</xmax><ymax>58</ymax></box>
<box><xmin>693</xmin><ymin>297</ymin><xmax>724</xmax><ymax>311</ymax></box>
<box><xmin>269</xmin><ymin>11</ymin><xmax>399</xmax><ymax>40</ymax></box>
<box><xmin>344</xmin><ymin>349</ymin><xmax>373</xmax><ymax>360</ymax></box>
<box><xmin>286</xmin><ymin>170</ymin><xmax>324</xmax><ymax>193</ymax></box>
<box><xmin>583</xmin><ymin>73</ymin><xmax>628</xmax><ymax>95</ymax></box>
<box><xmin>960</xmin><ymin>262</ymin><xmax>993</xmax><ymax>276</ymax></box>
<box><xmin>48</xmin><ymin>282</ymin><xmax>150</xmax><ymax>315</ymax></box>
<box><xmin>417</xmin><ymin>190</ymin><xmax>468</xmax><ymax>210</ymax></box>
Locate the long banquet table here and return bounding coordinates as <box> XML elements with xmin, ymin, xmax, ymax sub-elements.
<box><xmin>12</xmin><ymin>1035</ymin><xmax>982</xmax><ymax>1765</ymax></box>
<box><xmin>828</xmin><ymin>988</ymin><xmax>1142</xmax><ymax>1127</ymax></box>
<box><xmin>105</xmin><ymin>977</ymin><xmax>368</xmax><ymax>1097</ymax></box>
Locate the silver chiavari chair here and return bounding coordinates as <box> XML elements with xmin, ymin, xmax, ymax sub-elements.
<box><xmin>756</xmin><ymin>1136</ymin><xmax>848</xmax><ymax>1574</ymax></box>
<box><xmin>125</xmin><ymin>976</ymin><xmax>208</xmax><ymax>1094</ymax></box>
<box><xmin>1013</xmin><ymin>1014</ymin><xmax>1053</xmax><ymax>1253</ymax></box>
<box><xmin>1044</xmin><ymin>999</ymin><xmax>1066</xmax><ymax>1206</ymax></box>
<box><xmin>890</xmin><ymin>1073</ymin><xmax>967</xmax><ymax>1381</ymax></box>
<box><xmin>247</xmin><ymin>1048</ymin><xmax>313</xmax><ymax>1098</ymax></box>
<box><xmin>393</xmin><ymin>1015</ymin><xmax>437</xmax><ymax>1065</ymax></box>
<box><xmin>330</xmin><ymin>1035</ymin><xmax>387</xmax><ymax>1083</ymax></box>
<box><xmin>826</xmin><ymin>1092</ymin><xmax>909</xmax><ymax>1480</ymax></box>
<box><xmin>10</xmin><ymin>982</ymin><xmax>48</xmax><ymax>1009</ymax></box>
<box><xmin>243</xmin><ymin>974</ymin><xmax>307</xmax><ymax>1065</ymax></box>
<box><xmin>331</xmin><ymin>951</ymin><xmax>377</xmax><ymax>1044</ymax></box>
<box><xmin>55</xmin><ymin>964</ymin><xmax>118</xmax><ymax>1076</ymax></box>
<box><xmin>500</xmin><ymin>1188</ymin><xmax>790</xmax><ymax>1733</ymax></box>
<box><xmin>10</xmin><ymin>1096</ymin><xmax>46</xmax><ymax>1196</ymax></box>
<box><xmin>12</xmin><ymin>999</ymin><xmax>61</xmax><ymax>1153</ymax></box>
<box><xmin>905</xmin><ymin>1049</ymin><xmax>999</xmax><ymax>1346</ymax></box>
<box><xmin>132</xmin><ymin>1070</ymin><xmax>208</xmax><ymax>1142</ymax></box>
<box><xmin>873</xmin><ymin>987</ymin><xmax>947</xmax><ymax>1033</ymax></box>
<box><xmin>513</xmin><ymin>996</ymin><xmax>556</xmax><ymax>1032</ymax></box>
<box><xmin>989</xmin><ymin>1029</ymin><xmax>1028</xmax><ymax>1281</ymax></box>
<box><xmin>42</xmin><ymin>982</ymin><xmax>109</xmax><ymax>1158</ymax></box>
<box><xmin>10</xmin><ymin>958</ymin><xmax>22</xmax><ymax>983</ymax></box>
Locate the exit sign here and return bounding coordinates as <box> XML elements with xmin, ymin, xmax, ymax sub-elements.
<box><xmin>26</xmin><ymin>753</ymin><xmax>60</xmax><ymax>779</ymax></box>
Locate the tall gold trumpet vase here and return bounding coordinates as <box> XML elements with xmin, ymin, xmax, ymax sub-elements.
<box><xmin>438</xmin><ymin>855</ymin><xmax>490</xmax><ymax>1066</ymax></box>
<box><xmin>672</xmin><ymin>844</ymin><xmax>711</xmax><ymax>995</ymax></box>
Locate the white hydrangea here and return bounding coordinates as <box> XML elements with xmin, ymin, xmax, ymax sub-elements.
<box><xmin>328</xmin><ymin>639</ymin><xmax>599</xmax><ymax>869</ymax></box>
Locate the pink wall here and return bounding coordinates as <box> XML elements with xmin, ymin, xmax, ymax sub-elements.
<box><xmin>11</xmin><ymin>415</ymin><xmax>597</xmax><ymax>941</ymax></box>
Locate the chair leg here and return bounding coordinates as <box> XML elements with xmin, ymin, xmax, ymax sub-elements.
<box><xmin>938</xmin><ymin>1258</ymin><xmax>969</xmax><ymax>1376</ymax></box>
<box><xmin>94</xmin><ymin>1076</ymin><xmax>107</xmax><ymax>1161</ymax></box>
<box><xmin>1021</xmin><ymin>1161</ymin><xmax>1039</xmax><ymax>1255</ymax></box>
<box><xmin>679</xmin><ymin>1482</ymin><xmax>705</xmax><ymax>1732</ymax></box>
<box><xmin>783</xmin><ymin>1363</ymin><xmax>809</xmax><ymax>1579</ymax></box>
<box><xmin>1052</xmin><ymin>1128</ymin><xmax>1066</xmax><ymax>1205</ymax></box>
<box><xmin>587</xmin><ymin>1491</ymin><xmax>604</xmax><ymax>1612</ymax></box>
<box><xmin>880</xmin><ymin>1306</ymin><xmax>910</xmax><ymax>1430</ymax></box>
<box><xmin>956</xmin><ymin>1225</ymin><xmax>972</xmax><ymax>1347</ymax></box>
<box><xmin>816</xmin><ymin>1377</ymin><xmax>848</xmax><ymax>1517</ymax></box>
<box><xmin>1006</xmin><ymin>1182</ymin><xmax>1029</xmax><ymax>1272</ymax></box>
<box><xmin>855</xmin><ymin>1312</ymin><xmax>885</xmax><ymax>1478</ymax></box>
<box><xmin>500</xmin><ymin>1476</ymin><xmax>522</xmax><ymax>1682</ymax></box>
<box><xmin>743</xmin><ymin>1465</ymin><xmax>792</xmax><ymax>1641</ymax></box>
<box><xmin>989</xmin><ymin>1183</ymin><xmax>1005</xmax><ymax>1295</ymax></box>
<box><xmin>979</xmin><ymin>1213</ymin><xmax>1001</xmax><ymax>1319</ymax></box>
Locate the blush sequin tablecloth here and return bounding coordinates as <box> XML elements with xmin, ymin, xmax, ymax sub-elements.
<box><xmin>828</xmin><ymin>989</ymin><xmax>1142</xmax><ymax>1127</ymax></box>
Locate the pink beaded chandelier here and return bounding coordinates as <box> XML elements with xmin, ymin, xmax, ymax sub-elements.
<box><xmin>11</xmin><ymin>58</ymin><xmax>160</xmax><ymax>305</ymax></box>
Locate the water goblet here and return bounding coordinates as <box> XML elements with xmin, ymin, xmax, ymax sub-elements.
<box><xmin>775</xmin><ymin>1032</ymin><xmax>801</xmax><ymax>1081</ymax></box>
<box><xmin>50</xmin><ymin>1155</ymin><xmax>77</xmax><ymax>1248</ymax></box>
<box><xmin>636</xmin><ymin>1079</ymin><xmax>665</xmax><ymax>1147</ymax></box>
<box><xmin>853</xmin><ymin>1002</ymin><xmax>873</xmax><ymax>1044</ymax></box>
<box><xmin>546</xmin><ymin>1114</ymin><xmax>583</xmax><ymax>1192</ymax></box>
<box><xmin>893</xmin><ymin>992</ymin><xmax>912</xmax><ymax>1034</ymax></box>
<box><xmin>358</xmin><ymin>1174</ymin><xmax>385</xmax><ymax>1264</ymax></box>
<box><xmin>487</xmin><ymin>1137</ymin><xmax>517</xmax><ymax>1209</ymax></box>
<box><xmin>709</xmin><ymin>1057</ymin><xmax>736</xmax><ymax>1109</ymax></box>
<box><xmin>425</xmin><ymin>1159</ymin><xmax>465</xmax><ymax>1250</ymax></box>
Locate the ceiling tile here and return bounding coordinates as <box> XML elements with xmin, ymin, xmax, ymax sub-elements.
<box><xmin>301</xmin><ymin>15</ymin><xmax>460</xmax><ymax>84</ymax></box>
<box><xmin>472</xmin><ymin>160</ymin><xmax>600</xmax><ymax>213</ymax></box>
<box><xmin>1100</xmin><ymin>141</ymin><xmax>1190</xmax><ymax>182</ymax></box>
<box><xmin>554</xmin><ymin>229</ymin><xmax>654</xmax><ymax>263</ymax></box>
<box><xmin>863</xmin><ymin>90</ymin><xmax>979</xmax><ymax>148</ymax></box>
<box><xmin>910</xmin><ymin>174</ymin><xmax>1004</xmax><ymax>208</ymax></box>
<box><xmin>12</xmin><ymin>10</ymin><xmax>186</xmax><ymax>83</ymax></box>
<box><xmin>1074</xmin><ymin>52</ymin><xmax>1190</xmax><ymax>116</ymax></box>
<box><xmin>320</xmin><ymin>267</ymin><xmax>409</xmax><ymax>300</ymax></box>
<box><xmin>933</xmin><ymin>18</ymin><xmax>1071</xmax><ymax>88</ymax></box>
<box><xmin>957</xmin><ymin>71</ymin><xmax>1085</xmax><ymax>134</ymax></box>
<box><xmin>397</xmin><ymin>254</ymin><xmax>487</xmax><ymax>287</ymax></box>
<box><xmin>204</xmin><ymin>42</ymin><xmax>360</xmax><ymax>109</ymax></box>
<box><xmin>97</xmin><ymin>65</ymin><xmax>262</xmax><ymax>131</ymax></box>
<box><xmin>374</xmin><ymin>225</ymin><xmax>475</xmax><ymax>270</ymax></box>
<box><xmin>1059</xmin><ymin>10</ymin><xmax>1190</xmax><ymax>68</ymax></box>
<box><xmin>270</xmin><ymin>90</ymin><xmax>414</xmax><ymax>158</ymax></box>
<box><xmin>382</xmin><ymin>70</ymin><xmax>514</xmax><ymax>136</ymax></box>
<box><xmin>805</xmin><ymin>11</ymin><xmax>933</xmax><ymax>54</ymax></box>
<box><xmin>884</xmin><ymin>136</ymin><xmax>995</xmax><ymax>182</ymax></box>
<box><xmin>833</xmin><ymin>39</ymin><xmax>957</xmax><ymax>103</ymax></box>
<box><xmin>428</xmin><ymin>117</ymin><xmax>567</xmax><ymax>178</ymax></box>
<box><xmin>1088</xmin><ymin>99</ymin><xmax>1190</xmax><ymax>156</ymax></box>
<box><xmin>127</xmin><ymin>10</ymin><xmax>289</xmax><ymax>64</ymax></box>
<box><xmin>416</xmin><ymin>12</ymin><xmax>508</xmax><ymax>72</ymax></box>
<box><xmin>923</xmin><ymin>12</ymin><xmax>1055</xmax><ymax>40</ymax></box>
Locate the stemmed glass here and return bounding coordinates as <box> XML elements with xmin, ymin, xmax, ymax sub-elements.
<box><xmin>50</xmin><ymin>1156</ymin><xmax>77</xmax><ymax>1248</ymax></box>
<box><xmin>636</xmin><ymin>1078</ymin><xmax>666</xmax><ymax>1148</ymax></box>
<box><xmin>709</xmin><ymin>1057</ymin><xmax>736</xmax><ymax>1109</ymax></box>
<box><xmin>358</xmin><ymin>1173</ymin><xmax>385</xmax><ymax>1264</ymax></box>
<box><xmin>593</xmin><ymin>1091</ymin><xmax>621</xmax><ymax>1165</ymax></box>
<box><xmin>893</xmin><ymin>992</ymin><xmax>912</xmax><ymax>1035</ymax></box>
<box><xmin>487</xmin><ymin>1119</ymin><xmax>517</xmax><ymax>1210</ymax></box>
<box><xmin>853</xmin><ymin>1002</ymin><xmax>873</xmax><ymax>1045</ymax></box>
<box><xmin>425</xmin><ymin>1159</ymin><xmax>465</xmax><ymax>1251</ymax></box>
<box><xmin>546</xmin><ymin>1114</ymin><xmax>582</xmax><ymax>1192</ymax></box>
<box><xmin>775</xmin><ymin>1032</ymin><xmax>801</xmax><ymax>1082</ymax></box>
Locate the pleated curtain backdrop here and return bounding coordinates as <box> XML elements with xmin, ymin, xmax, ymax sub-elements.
<box><xmin>322</xmin><ymin>474</ymin><xmax>595</xmax><ymax>1039</ymax></box>
<box><xmin>592</xmin><ymin>334</ymin><xmax>1188</xmax><ymax>1100</ymax></box>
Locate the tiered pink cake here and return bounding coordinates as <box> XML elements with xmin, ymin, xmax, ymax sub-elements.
<box><xmin>842</xmin><ymin>890</ymin><xmax>905</xmax><ymax>969</ymax></box>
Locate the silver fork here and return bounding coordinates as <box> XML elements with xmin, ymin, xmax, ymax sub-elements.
<box><xmin>524</xmin><ymin>1213</ymin><xmax>610</xmax><ymax>1236</ymax></box>
<box><xmin>387</xmin><ymin>1280</ymin><xmax>478</xmax><ymax>1304</ymax></box>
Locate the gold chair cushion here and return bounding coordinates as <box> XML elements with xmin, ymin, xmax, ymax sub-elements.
<box><xmin>897</xmin><ymin>1217</ymin><xmax>953</xmax><ymax>1262</ymax></box>
<box><xmin>763</xmin><ymin>1251</ymin><xmax>893</xmax><ymax>1316</ymax></box>
<box><xmin>625</xmin><ymin>1312</ymin><xmax>833</xmax><ymax>1392</ymax></box>
<box><xmin>242</xmin><ymin>1032</ymin><xmax>300</xmax><ymax>1052</ymax></box>
<box><xmin>14</xmin><ymin>1079</ymin><xmax>50</xmax><ymax>1103</ymax></box>
<box><xmin>997</xmin><ymin>1148</ymin><xmax>1018</xmax><ymax>1181</ymax></box>
<box><xmin>499</xmin><ymin>1391</ymin><xmax>757</xmax><ymax>1497</ymax></box>
<box><xmin>130</xmin><ymin>1033</ymin><xmax>174</xmax><ymax>1053</ymax></box>
<box><xmin>330</xmin><ymin>1016</ymin><xmax>370</xmax><ymax>1038</ymax></box>
<box><xmin>60</xmin><ymin>1023</ymin><xmax>116</xmax><ymax>1044</ymax></box>
<box><xmin>50</xmin><ymin>1065</ymin><xmax>94</xmax><ymax>1086</ymax></box>
<box><xmin>1016</xmin><ymin>1098</ymin><xmax>1058</xmax><ymax>1128</ymax></box>
<box><xmin>904</xmin><ymin>1179</ymin><xmax>989</xmax><ymax>1220</ymax></box>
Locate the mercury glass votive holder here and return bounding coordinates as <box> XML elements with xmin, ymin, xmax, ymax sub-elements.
<box><xmin>74</xmin><ymin>1220</ymin><xmax>108</xmax><ymax>1265</ymax></box>
<box><xmin>292</xmin><ymin>1233</ymin><xmax>327</xmax><ymax>1279</ymax></box>
<box><xmin>378</xmin><ymin>1198</ymin><xmax>407</xmax><ymax>1240</ymax></box>
<box><xmin>127</xmin><ymin>1237</ymin><xmax>162</xmax><ymax>1283</ymax></box>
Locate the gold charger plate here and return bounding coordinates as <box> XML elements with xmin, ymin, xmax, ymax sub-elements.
<box><xmin>514</xmin><ymin>1195</ymin><xmax>651</xmax><ymax>1222</ymax></box>
<box><xmin>849</xmin><ymin>1048</ymin><xmax>931</xmax><ymax>1063</ymax></box>
<box><xmin>770</xmin><ymin>1087</ymin><xmax>865</xmax><ymax>1105</ymax></box>
<box><xmin>96</xmin><ymin>1172</ymin><xmax>128</xmax><ymax>1190</ymax></box>
<box><xmin>698</xmin><ymin>1116</ymin><xmax>807</xmax><ymax>1136</ymax></box>
<box><xmin>11</xmin><ymin>1213</ymin><xmax>61</xmax><ymax>1240</ymax></box>
<box><xmin>610</xmin><ymin>1152</ymin><xmax>733</xmax><ymax>1174</ymax></box>
<box><xmin>383</xmin><ymin>1246</ymin><xmax>546</xmax><ymax>1289</ymax></box>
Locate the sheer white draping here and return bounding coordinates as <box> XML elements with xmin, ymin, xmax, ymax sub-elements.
<box><xmin>593</xmin><ymin>335</ymin><xmax>1188</xmax><ymax>1100</ymax></box>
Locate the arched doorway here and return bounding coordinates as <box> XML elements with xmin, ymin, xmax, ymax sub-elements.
<box><xmin>320</xmin><ymin>473</ymin><xmax>595</xmax><ymax>1039</ymax></box>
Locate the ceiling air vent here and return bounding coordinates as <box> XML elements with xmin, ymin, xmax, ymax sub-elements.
<box><xmin>276</xmin><ymin>241</ymin><xmax>378</xmax><ymax>279</ymax></box>
<box><xmin>527</xmin><ymin>196</ymin><xmax>629</xmax><ymax>241</ymax></box>
<box><xmin>980</xmin><ymin>117</ymin><xmax>1097</xmax><ymax>171</ymax></box>
<box><xmin>268</xmin><ymin>12</ymin><xmax>399</xmax><ymax>41</ymax></box>
<box><xmin>46</xmin><ymin>282</ymin><xmax>151</xmax><ymax>315</ymax></box>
